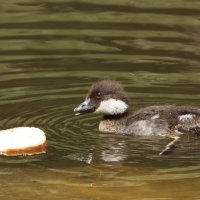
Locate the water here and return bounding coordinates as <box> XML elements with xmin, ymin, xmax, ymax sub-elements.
<box><xmin>0</xmin><ymin>0</ymin><xmax>200</xmax><ymax>199</ymax></box>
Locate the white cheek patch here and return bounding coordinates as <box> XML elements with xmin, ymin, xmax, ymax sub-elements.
<box><xmin>151</xmin><ymin>114</ymin><xmax>159</xmax><ymax>120</ymax></box>
<box><xmin>179</xmin><ymin>114</ymin><xmax>195</xmax><ymax>121</ymax></box>
<box><xmin>95</xmin><ymin>99</ymin><xmax>128</xmax><ymax>115</ymax></box>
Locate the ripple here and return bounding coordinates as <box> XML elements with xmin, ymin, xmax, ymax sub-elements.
<box><xmin>0</xmin><ymin>68</ymin><xmax>200</xmax><ymax>166</ymax></box>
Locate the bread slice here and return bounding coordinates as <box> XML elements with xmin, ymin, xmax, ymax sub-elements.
<box><xmin>0</xmin><ymin>127</ymin><xmax>47</xmax><ymax>156</ymax></box>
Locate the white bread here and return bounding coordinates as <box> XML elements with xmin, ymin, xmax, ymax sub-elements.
<box><xmin>0</xmin><ymin>127</ymin><xmax>46</xmax><ymax>156</ymax></box>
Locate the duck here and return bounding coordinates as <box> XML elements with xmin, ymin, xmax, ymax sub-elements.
<box><xmin>74</xmin><ymin>79</ymin><xmax>200</xmax><ymax>155</ymax></box>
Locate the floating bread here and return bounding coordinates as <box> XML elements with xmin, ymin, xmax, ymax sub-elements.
<box><xmin>0</xmin><ymin>127</ymin><xmax>47</xmax><ymax>156</ymax></box>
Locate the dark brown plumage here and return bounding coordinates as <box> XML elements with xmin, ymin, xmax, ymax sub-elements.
<box><xmin>86</xmin><ymin>79</ymin><xmax>128</xmax><ymax>110</ymax></box>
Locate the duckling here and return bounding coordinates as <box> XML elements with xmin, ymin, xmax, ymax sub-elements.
<box><xmin>74</xmin><ymin>79</ymin><xmax>200</xmax><ymax>154</ymax></box>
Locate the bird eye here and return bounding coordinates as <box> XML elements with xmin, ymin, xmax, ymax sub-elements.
<box><xmin>96</xmin><ymin>92</ymin><xmax>101</xmax><ymax>99</ymax></box>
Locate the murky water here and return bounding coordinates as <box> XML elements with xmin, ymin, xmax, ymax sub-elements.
<box><xmin>0</xmin><ymin>0</ymin><xmax>200</xmax><ymax>199</ymax></box>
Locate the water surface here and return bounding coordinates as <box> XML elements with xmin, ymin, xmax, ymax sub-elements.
<box><xmin>0</xmin><ymin>0</ymin><xmax>200</xmax><ymax>199</ymax></box>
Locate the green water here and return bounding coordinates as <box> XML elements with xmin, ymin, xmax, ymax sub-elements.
<box><xmin>0</xmin><ymin>0</ymin><xmax>200</xmax><ymax>199</ymax></box>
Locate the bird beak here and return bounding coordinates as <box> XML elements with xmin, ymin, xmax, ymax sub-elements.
<box><xmin>74</xmin><ymin>99</ymin><xmax>95</xmax><ymax>115</ymax></box>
